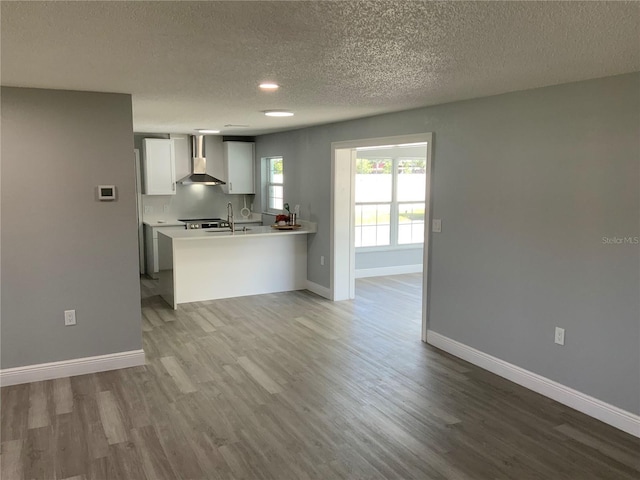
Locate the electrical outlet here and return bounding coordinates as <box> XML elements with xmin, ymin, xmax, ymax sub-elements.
<box><xmin>320</xmin><ymin>255</ymin><xmax>325</xmax><ymax>266</ymax></box>
<box><xmin>64</xmin><ymin>309</ymin><xmax>77</xmax><ymax>326</ymax></box>
<box><xmin>144</xmin><ymin>206</ymin><xmax>153</xmax><ymax>215</ymax></box>
<box><xmin>432</xmin><ymin>219</ymin><xmax>442</xmax><ymax>233</ymax></box>
<box><xmin>554</xmin><ymin>327</ymin><xmax>565</xmax><ymax>345</ymax></box>
<box><xmin>163</xmin><ymin>204</ymin><xmax>170</xmax><ymax>213</ymax></box>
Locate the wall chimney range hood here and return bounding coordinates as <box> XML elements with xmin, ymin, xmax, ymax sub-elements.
<box><xmin>177</xmin><ymin>135</ymin><xmax>226</xmax><ymax>185</ymax></box>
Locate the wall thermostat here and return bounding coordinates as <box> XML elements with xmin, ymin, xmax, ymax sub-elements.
<box><xmin>98</xmin><ymin>185</ymin><xmax>116</xmax><ymax>201</ymax></box>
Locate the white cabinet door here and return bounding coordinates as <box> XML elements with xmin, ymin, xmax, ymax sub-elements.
<box><xmin>170</xmin><ymin>134</ymin><xmax>191</xmax><ymax>181</ymax></box>
<box><xmin>222</xmin><ymin>141</ymin><xmax>255</xmax><ymax>194</ymax></box>
<box><xmin>143</xmin><ymin>138</ymin><xmax>176</xmax><ymax>195</ymax></box>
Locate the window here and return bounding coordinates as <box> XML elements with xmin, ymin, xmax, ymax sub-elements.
<box><xmin>266</xmin><ymin>156</ymin><xmax>284</xmax><ymax>212</ymax></box>
<box><xmin>355</xmin><ymin>153</ymin><xmax>426</xmax><ymax>248</ymax></box>
<box><xmin>354</xmin><ymin>158</ymin><xmax>392</xmax><ymax>247</ymax></box>
<box><xmin>397</xmin><ymin>158</ymin><xmax>426</xmax><ymax>245</ymax></box>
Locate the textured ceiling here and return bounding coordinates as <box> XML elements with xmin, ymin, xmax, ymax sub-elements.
<box><xmin>2</xmin><ymin>1</ymin><xmax>638</xmax><ymax>135</ymax></box>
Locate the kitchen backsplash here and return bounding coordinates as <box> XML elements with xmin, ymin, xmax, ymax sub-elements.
<box><xmin>142</xmin><ymin>184</ymin><xmax>254</xmax><ymax>221</ymax></box>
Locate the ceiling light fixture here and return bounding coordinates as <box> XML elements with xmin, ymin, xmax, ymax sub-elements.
<box><xmin>196</xmin><ymin>129</ymin><xmax>220</xmax><ymax>134</ymax></box>
<box><xmin>259</xmin><ymin>83</ymin><xmax>279</xmax><ymax>90</ymax></box>
<box><xmin>264</xmin><ymin>110</ymin><xmax>294</xmax><ymax>117</ymax></box>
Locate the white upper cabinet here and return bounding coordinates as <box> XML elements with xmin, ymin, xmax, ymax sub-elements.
<box><xmin>143</xmin><ymin>138</ymin><xmax>176</xmax><ymax>195</ymax></box>
<box><xmin>169</xmin><ymin>134</ymin><xmax>190</xmax><ymax>181</ymax></box>
<box><xmin>222</xmin><ymin>141</ymin><xmax>255</xmax><ymax>194</ymax></box>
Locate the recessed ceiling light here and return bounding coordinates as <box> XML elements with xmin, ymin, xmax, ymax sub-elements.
<box><xmin>259</xmin><ymin>83</ymin><xmax>279</xmax><ymax>90</ymax></box>
<box><xmin>264</xmin><ymin>110</ymin><xmax>294</xmax><ymax>117</ymax></box>
<box><xmin>196</xmin><ymin>129</ymin><xmax>220</xmax><ymax>134</ymax></box>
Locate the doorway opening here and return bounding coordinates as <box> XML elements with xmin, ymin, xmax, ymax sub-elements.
<box><xmin>331</xmin><ymin>133</ymin><xmax>433</xmax><ymax>341</ymax></box>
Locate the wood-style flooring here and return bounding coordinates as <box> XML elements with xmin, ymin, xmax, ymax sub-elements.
<box><xmin>2</xmin><ymin>274</ymin><xmax>639</xmax><ymax>479</ymax></box>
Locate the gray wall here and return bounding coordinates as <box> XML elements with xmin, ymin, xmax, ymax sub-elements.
<box><xmin>255</xmin><ymin>73</ymin><xmax>640</xmax><ymax>414</ymax></box>
<box><xmin>1</xmin><ymin>87</ymin><xmax>142</xmax><ymax>368</ymax></box>
<box><xmin>355</xmin><ymin>248</ymin><xmax>422</xmax><ymax>270</ymax></box>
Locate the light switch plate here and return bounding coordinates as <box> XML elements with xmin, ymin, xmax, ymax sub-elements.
<box><xmin>144</xmin><ymin>206</ymin><xmax>153</xmax><ymax>215</ymax></box>
<box><xmin>64</xmin><ymin>309</ymin><xmax>76</xmax><ymax>326</ymax></box>
<box><xmin>432</xmin><ymin>219</ymin><xmax>442</xmax><ymax>233</ymax></box>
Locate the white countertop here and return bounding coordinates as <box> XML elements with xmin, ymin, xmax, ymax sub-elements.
<box><xmin>158</xmin><ymin>222</ymin><xmax>316</xmax><ymax>240</ymax></box>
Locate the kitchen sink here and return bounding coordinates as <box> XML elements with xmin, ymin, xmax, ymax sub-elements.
<box><xmin>205</xmin><ymin>227</ymin><xmax>252</xmax><ymax>234</ymax></box>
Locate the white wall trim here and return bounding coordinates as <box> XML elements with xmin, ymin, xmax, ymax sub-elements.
<box><xmin>0</xmin><ymin>349</ymin><xmax>146</xmax><ymax>387</ymax></box>
<box><xmin>306</xmin><ymin>280</ymin><xmax>332</xmax><ymax>300</ymax></box>
<box><xmin>427</xmin><ymin>331</ymin><xmax>640</xmax><ymax>438</ymax></box>
<box><xmin>355</xmin><ymin>264</ymin><xmax>423</xmax><ymax>279</ymax></box>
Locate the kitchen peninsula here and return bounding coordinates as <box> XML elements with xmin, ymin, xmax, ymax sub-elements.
<box><xmin>157</xmin><ymin>222</ymin><xmax>317</xmax><ymax>308</ymax></box>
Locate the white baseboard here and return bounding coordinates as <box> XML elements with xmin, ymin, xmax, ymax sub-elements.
<box><xmin>0</xmin><ymin>349</ymin><xmax>146</xmax><ymax>387</ymax></box>
<box><xmin>306</xmin><ymin>280</ymin><xmax>332</xmax><ymax>300</ymax></box>
<box><xmin>355</xmin><ymin>264</ymin><xmax>422</xmax><ymax>279</ymax></box>
<box><xmin>427</xmin><ymin>331</ymin><xmax>640</xmax><ymax>438</ymax></box>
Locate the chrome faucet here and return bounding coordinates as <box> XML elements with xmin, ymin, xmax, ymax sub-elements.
<box><xmin>227</xmin><ymin>202</ymin><xmax>235</xmax><ymax>233</ymax></box>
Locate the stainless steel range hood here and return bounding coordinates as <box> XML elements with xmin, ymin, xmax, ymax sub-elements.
<box><xmin>177</xmin><ymin>135</ymin><xmax>226</xmax><ymax>185</ymax></box>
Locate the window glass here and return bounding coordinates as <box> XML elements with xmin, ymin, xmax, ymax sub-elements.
<box><xmin>398</xmin><ymin>202</ymin><xmax>425</xmax><ymax>244</ymax></box>
<box><xmin>355</xmin><ymin>204</ymin><xmax>391</xmax><ymax>247</ymax></box>
<box><xmin>355</xmin><ymin>159</ymin><xmax>392</xmax><ymax>202</ymax></box>
<box><xmin>269</xmin><ymin>185</ymin><xmax>283</xmax><ymax>210</ymax></box>
<box><xmin>269</xmin><ymin>157</ymin><xmax>283</xmax><ymax>184</ymax></box>
<box><xmin>397</xmin><ymin>158</ymin><xmax>426</xmax><ymax>202</ymax></box>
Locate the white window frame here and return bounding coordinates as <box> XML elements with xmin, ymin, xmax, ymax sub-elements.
<box><xmin>355</xmin><ymin>156</ymin><xmax>425</xmax><ymax>251</ymax></box>
<box><xmin>264</xmin><ymin>156</ymin><xmax>284</xmax><ymax>214</ymax></box>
